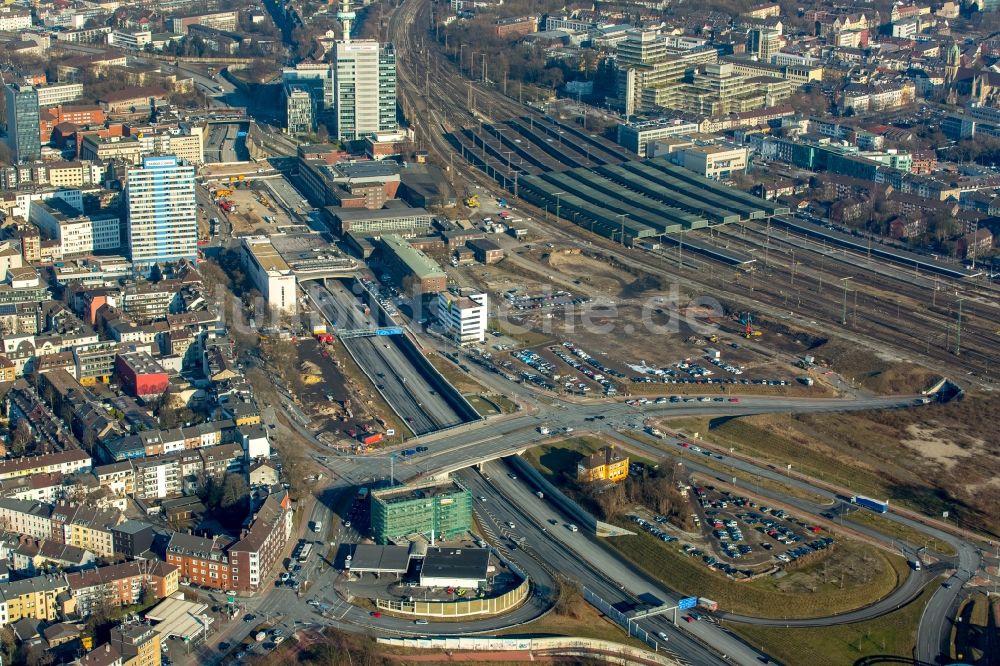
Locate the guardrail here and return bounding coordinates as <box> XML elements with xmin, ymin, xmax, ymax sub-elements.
<box><xmin>375</xmin><ymin>578</ymin><xmax>529</xmax><ymax>617</ymax></box>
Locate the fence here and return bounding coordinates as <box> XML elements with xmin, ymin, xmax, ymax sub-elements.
<box><xmin>377</xmin><ymin>636</ymin><xmax>684</xmax><ymax>665</ymax></box>
<box><xmin>376</xmin><ymin>579</ymin><xmax>529</xmax><ymax>617</ymax></box>
<box><xmin>584</xmin><ymin>587</ymin><xmax>660</xmax><ymax>651</ymax></box>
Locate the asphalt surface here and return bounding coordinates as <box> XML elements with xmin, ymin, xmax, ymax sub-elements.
<box><xmin>460</xmin><ymin>462</ymin><xmax>755</xmax><ymax>666</ymax></box>
<box><xmin>204</xmin><ymin>122</ymin><xmax>250</xmax><ymax>164</ymax></box>
<box><xmin>305</xmin><ymin>280</ymin><xmax>466</xmax><ymax>434</ymax></box>
<box><xmin>603</xmin><ymin>428</ymin><xmax>981</xmax><ymax>654</ymax></box>
<box><xmin>350</xmin><ymin>394</ymin><xmax>929</xmax><ymax>482</ymax></box>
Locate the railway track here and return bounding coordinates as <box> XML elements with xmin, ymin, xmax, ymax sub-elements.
<box><xmin>388</xmin><ymin>0</ymin><xmax>997</xmax><ymax>388</ymax></box>
<box><xmin>715</xmin><ymin>223</ymin><xmax>1000</xmax><ymax>358</ymax></box>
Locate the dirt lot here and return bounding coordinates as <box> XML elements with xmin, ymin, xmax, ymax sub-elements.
<box><xmin>448</xmin><ymin>241</ymin><xmax>832</xmax><ymax>398</ymax></box>
<box><xmin>295</xmin><ymin>337</ymin><xmax>405</xmax><ymax>449</ymax></box>
<box><xmin>659</xmin><ymin>394</ymin><xmax>1000</xmax><ymax>536</ymax></box>
<box><xmin>215</xmin><ymin>183</ymin><xmax>298</xmax><ymax>237</ymax></box>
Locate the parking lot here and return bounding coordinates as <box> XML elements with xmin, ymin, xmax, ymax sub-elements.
<box><xmin>500</xmin><ymin>288</ymin><xmax>591</xmax><ymax>312</ymax></box>
<box><xmin>627</xmin><ymin>482</ymin><xmax>836</xmax><ymax>580</ymax></box>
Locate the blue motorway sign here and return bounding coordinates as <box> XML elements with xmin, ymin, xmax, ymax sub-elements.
<box><xmin>678</xmin><ymin>597</ymin><xmax>698</xmax><ymax>610</ymax></box>
<box><xmin>377</xmin><ymin>327</ymin><xmax>403</xmax><ymax>336</ymax></box>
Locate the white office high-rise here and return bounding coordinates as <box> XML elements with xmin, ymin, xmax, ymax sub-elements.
<box><xmin>125</xmin><ymin>156</ymin><xmax>198</xmax><ymax>267</ymax></box>
<box><xmin>329</xmin><ymin>0</ymin><xmax>397</xmax><ymax>141</ymax></box>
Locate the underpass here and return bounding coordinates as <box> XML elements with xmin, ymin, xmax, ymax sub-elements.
<box><xmin>306</xmin><ymin>279</ymin><xmax>475</xmax><ymax>435</ymax></box>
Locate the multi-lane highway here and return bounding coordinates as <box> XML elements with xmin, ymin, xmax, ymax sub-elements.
<box><xmin>305</xmin><ymin>280</ymin><xmax>466</xmax><ymax>434</ymax></box>
<box><xmin>461</xmin><ymin>463</ymin><xmax>756</xmax><ymax>666</ymax></box>
<box><xmin>375</xmin><ymin>394</ymin><xmax>927</xmax><ymax>482</ymax></box>
<box><xmin>298</xmin><ymin>382</ymin><xmax>985</xmax><ymax>664</ymax></box>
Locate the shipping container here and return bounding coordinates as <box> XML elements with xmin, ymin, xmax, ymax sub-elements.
<box><xmin>361</xmin><ymin>433</ymin><xmax>384</xmax><ymax>445</ymax></box>
<box><xmin>852</xmin><ymin>495</ymin><xmax>889</xmax><ymax>513</ymax></box>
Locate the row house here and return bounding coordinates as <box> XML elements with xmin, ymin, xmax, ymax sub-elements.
<box><xmin>98</xmin><ymin>418</ymin><xmax>236</xmax><ymax>464</ymax></box>
<box><xmin>12</xmin><ymin>539</ymin><xmax>96</xmax><ymax>575</ymax></box>
<box><xmin>66</xmin><ymin>560</ymin><xmax>178</xmax><ymax>615</ymax></box>
<box><xmin>109</xmin><ymin>520</ymin><xmax>156</xmax><ymax>559</ymax></box>
<box><xmin>78</xmin><ymin>625</ymin><xmax>160</xmax><ymax>666</ymax></box>
<box><xmin>0</xmin><ymin>499</ymin><xmax>54</xmax><ymax>539</ymax></box>
<box><xmin>4</xmin><ymin>380</ymin><xmax>82</xmax><ymax>452</ymax></box>
<box><xmin>50</xmin><ymin>502</ymin><xmax>124</xmax><ymax>558</ymax></box>
<box><xmin>165</xmin><ymin>532</ymin><xmax>233</xmax><ymax>589</ymax></box>
<box><xmin>0</xmin><ymin>472</ymin><xmax>65</xmax><ymax>504</ymax></box>
<box><xmin>0</xmin><ymin>449</ymin><xmax>91</xmax><ymax>482</ymax></box>
<box><xmin>0</xmin><ymin>574</ymin><xmax>74</xmax><ymax>626</ymax></box>
<box><xmin>93</xmin><ymin>461</ymin><xmax>135</xmax><ymax>497</ymax></box>
<box><xmin>227</xmin><ymin>490</ymin><xmax>293</xmax><ymax>592</ymax></box>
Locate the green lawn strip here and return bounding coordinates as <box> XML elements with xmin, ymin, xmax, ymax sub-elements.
<box><xmin>625</xmin><ymin>431</ymin><xmax>830</xmax><ymax>504</ymax></box>
<box><xmin>662</xmin><ymin>415</ymin><xmax>893</xmax><ymax>503</ymax></box>
<box><xmin>729</xmin><ymin>580</ymin><xmax>938</xmax><ymax>666</ymax></box>
<box><xmin>426</xmin><ymin>353</ymin><xmax>489</xmax><ymax>394</ymax></box>
<box><xmin>604</xmin><ymin>524</ymin><xmax>908</xmax><ymax>620</ymax></box>
<box><xmin>465</xmin><ymin>394</ymin><xmax>500</xmax><ymax>417</ymax></box>
<box><xmin>845</xmin><ymin>509</ymin><xmax>957</xmax><ymax>556</ymax></box>
<box><xmin>495</xmin><ymin>602</ymin><xmax>648</xmax><ymax>649</ymax></box>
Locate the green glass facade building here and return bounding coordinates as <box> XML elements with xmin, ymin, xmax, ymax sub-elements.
<box><xmin>371</xmin><ymin>480</ymin><xmax>472</xmax><ymax>544</ymax></box>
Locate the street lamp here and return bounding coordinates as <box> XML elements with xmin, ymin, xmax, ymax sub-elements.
<box><xmin>839</xmin><ymin>277</ymin><xmax>853</xmax><ymax>325</ymax></box>
<box><xmin>553</xmin><ymin>192</ymin><xmax>566</xmax><ymax>224</ymax></box>
<box><xmin>616</xmin><ymin>213</ymin><xmax>629</xmax><ymax>246</ymax></box>
<box><xmin>954</xmin><ymin>295</ymin><xmax>966</xmax><ymax>355</ymax></box>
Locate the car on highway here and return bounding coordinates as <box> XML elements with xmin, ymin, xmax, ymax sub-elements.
<box><xmin>508</xmin><ymin>473</ymin><xmax>517</xmax><ymax>480</ymax></box>
<box><xmin>658</xmin><ymin>632</ymin><xmax>668</xmax><ymax>641</ymax></box>
<box><xmin>219</xmin><ymin>642</ymin><xmax>231</xmax><ymax>651</ymax></box>
<box><xmin>344</xmin><ymin>521</ymin><xmax>352</xmax><ymax>528</ymax></box>
<box><xmin>567</xmin><ymin>524</ymin><xmax>579</xmax><ymax>532</ymax></box>
<box><xmin>416</xmin><ymin>446</ymin><xmax>429</xmax><ymax>452</ymax></box>
<box><xmin>507</xmin><ymin>521</ymin><xmax>516</xmax><ymax>529</ymax></box>
<box><xmin>414</xmin><ymin>619</ymin><xmax>428</xmax><ymax>625</ymax></box>
<box><xmin>684</xmin><ymin>615</ymin><xmax>695</xmax><ymax>623</ymax></box>
<box><xmin>371</xmin><ymin>611</ymin><xmax>382</xmax><ymax>618</ymax></box>
<box><xmin>243</xmin><ymin>614</ymin><xmax>256</xmax><ymax>623</ymax></box>
<box><xmin>479</xmin><ymin>496</ymin><xmax>487</xmax><ymax>502</ymax></box>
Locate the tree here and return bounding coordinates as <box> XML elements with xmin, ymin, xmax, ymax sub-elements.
<box><xmin>10</xmin><ymin>420</ymin><xmax>32</xmax><ymax>457</ymax></box>
<box><xmin>221</xmin><ymin>473</ymin><xmax>248</xmax><ymax>510</ymax></box>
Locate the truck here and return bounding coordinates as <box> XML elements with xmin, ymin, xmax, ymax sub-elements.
<box><xmin>361</xmin><ymin>432</ymin><xmax>384</xmax><ymax>446</ymax></box>
<box><xmin>215</xmin><ymin>188</ymin><xmax>233</xmax><ymax>197</ymax></box>
<box><xmin>537</xmin><ymin>426</ymin><xmax>550</xmax><ymax>435</ymax></box>
<box><xmin>909</xmin><ymin>559</ymin><xmax>922</xmax><ymax>571</ymax></box>
<box><xmin>851</xmin><ymin>495</ymin><xmax>889</xmax><ymax>513</ymax></box>
<box><xmin>697</xmin><ymin>598</ymin><xmax>719</xmax><ymax>612</ymax></box>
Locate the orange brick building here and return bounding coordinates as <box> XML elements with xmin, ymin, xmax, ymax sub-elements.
<box><xmin>66</xmin><ymin>560</ymin><xmax>179</xmax><ymax>615</ymax></box>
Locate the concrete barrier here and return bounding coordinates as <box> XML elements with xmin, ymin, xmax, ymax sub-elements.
<box><xmin>376</xmin><ymin>579</ymin><xmax>529</xmax><ymax>617</ymax></box>
<box><xmin>377</xmin><ymin>636</ymin><xmax>682</xmax><ymax>665</ymax></box>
